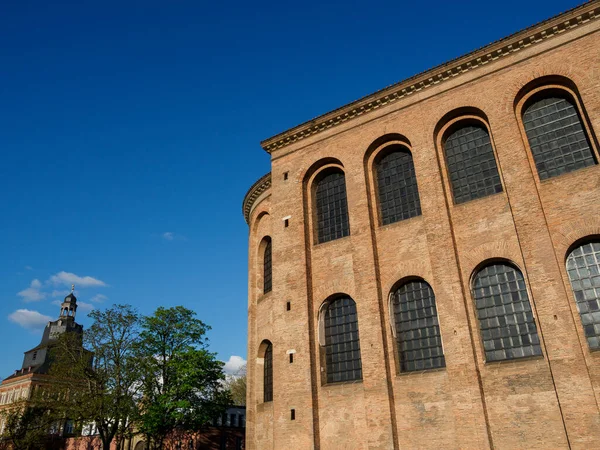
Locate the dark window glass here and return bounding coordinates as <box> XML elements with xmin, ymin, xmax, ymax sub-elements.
<box><xmin>523</xmin><ymin>95</ymin><xmax>596</xmax><ymax>180</ymax></box>
<box><xmin>315</xmin><ymin>170</ymin><xmax>350</xmax><ymax>243</ymax></box>
<box><xmin>444</xmin><ymin>125</ymin><xmax>503</xmax><ymax>204</ymax></box>
<box><xmin>392</xmin><ymin>280</ymin><xmax>445</xmax><ymax>372</ymax></box>
<box><xmin>324</xmin><ymin>296</ymin><xmax>362</xmax><ymax>383</ymax></box>
<box><xmin>263</xmin><ymin>238</ymin><xmax>272</xmax><ymax>294</ymax></box>
<box><xmin>375</xmin><ymin>147</ymin><xmax>422</xmax><ymax>225</ymax></box>
<box><xmin>263</xmin><ymin>343</ymin><xmax>273</xmax><ymax>402</ymax></box>
<box><xmin>566</xmin><ymin>241</ymin><xmax>600</xmax><ymax>350</ymax></box>
<box><xmin>473</xmin><ymin>263</ymin><xmax>542</xmax><ymax>361</ymax></box>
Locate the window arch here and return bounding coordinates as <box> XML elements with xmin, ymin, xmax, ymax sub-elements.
<box><xmin>322</xmin><ymin>296</ymin><xmax>362</xmax><ymax>383</ymax></box>
<box><xmin>392</xmin><ymin>279</ymin><xmax>445</xmax><ymax>372</ymax></box>
<box><xmin>472</xmin><ymin>262</ymin><xmax>542</xmax><ymax>361</ymax></box>
<box><xmin>374</xmin><ymin>145</ymin><xmax>422</xmax><ymax>225</ymax></box>
<box><xmin>522</xmin><ymin>90</ymin><xmax>596</xmax><ymax>180</ymax></box>
<box><xmin>314</xmin><ymin>168</ymin><xmax>350</xmax><ymax>243</ymax></box>
<box><xmin>443</xmin><ymin>122</ymin><xmax>502</xmax><ymax>204</ymax></box>
<box><xmin>263</xmin><ymin>341</ymin><xmax>273</xmax><ymax>402</ymax></box>
<box><xmin>566</xmin><ymin>240</ymin><xmax>600</xmax><ymax>350</ymax></box>
<box><xmin>263</xmin><ymin>237</ymin><xmax>272</xmax><ymax>294</ymax></box>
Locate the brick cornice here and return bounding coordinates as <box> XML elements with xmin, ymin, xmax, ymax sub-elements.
<box><xmin>243</xmin><ymin>172</ymin><xmax>271</xmax><ymax>224</ymax></box>
<box><xmin>260</xmin><ymin>1</ymin><xmax>600</xmax><ymax>153</ymax></box>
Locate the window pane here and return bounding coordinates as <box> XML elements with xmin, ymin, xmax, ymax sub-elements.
<box><xmin>444</xmin><ymin>125</ymin><xmax>503</xmax><ymax>204</ymax></box>
<box><xmin>566</xmin><ymin>241</ymin><xmax>600</xmax><ymax>350</ymax></box>
<box><xmin>523</xmin><ymin>96</ymin><xmax>596</xmax><ymax>180</ymax></box>
<box><xmin>473</xmin><ymin>263</ymin><xmax>542</xmax><ymax>361</ymax></box>
<box><xmin>324</xmin><ymin>297</ymin><xmax>362</xmax><ymax>383</ymax></box>
<box><xmin>393</xmin><ymin>280</ymin><xmax>445</xmax><ymax>372</ymax></box>
<box><xmin>315</xmin><ymin>171</ymin><xmax>350</xmax><ymax>243</ymax></box>
<box><xmin>263</xmin><ymin>343</ymin><xmax>273</xmax><ymax>402</ymax></box>
<box><xmin>376</xmin><ymin>147</ymin><xmax>422</xmax><ymax>225</ymax></box>
<box><xmin>263</xmin><ymin>238</ymin><xmax>272</xmax><ymax>294</ymax></box>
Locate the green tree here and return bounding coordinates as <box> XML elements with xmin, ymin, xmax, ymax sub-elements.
<box><xmin>224</xmin><ymin>364</ymin><xmax>246</xmax><ymax>406</ymax></box>
<box><xmin>49</xmin><ymin>304</ymin><xmax>141</xmax><ymax>450</ymax></box>
<box><xmin>135</xmin><ymin>306</ymin><xmax>230</xmax><ymax>449</ymax></box>
<box><xmin>0</xmin><ymin>401</ymin><xmax>57</xmax><ymax>450</ymax></box>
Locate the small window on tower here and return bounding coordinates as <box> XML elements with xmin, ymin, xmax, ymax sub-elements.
<box><xmin>32</xmin><ymin>351</ymin><xmax>37</xmax><ymax>361</ymax></box>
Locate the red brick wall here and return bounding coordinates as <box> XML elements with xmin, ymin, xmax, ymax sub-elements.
<box><xmin>246</xmin><ymin>17</ymin><xmax>600</xmax><ymax>450</ymax></box>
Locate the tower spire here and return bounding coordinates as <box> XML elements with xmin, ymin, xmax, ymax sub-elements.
<box><xmin>60</xmin><ymin>286</ymin><xmax>78</xmax><ymax>319</ymax></box>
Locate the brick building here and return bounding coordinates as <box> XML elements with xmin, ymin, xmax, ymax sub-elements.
<box><xmin>0</xmin><ymin>289</ymin><xmax>84</xmax><ymax>425</ymax></box>
<box><xmin>243</xmin><ymin>2</ymin><xmax>600</xmax><ymax>449</ymax></box>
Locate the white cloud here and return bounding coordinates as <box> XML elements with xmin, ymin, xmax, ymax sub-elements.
<box><xmin>17</xmin><ymin>279</ymin><xmax>46</xmax><ymax>302</ymax></box>
<box><xmin>24</xmin><ymin>265</ymin><xmax>33</xmax><ymax>271</ymax></box>
<box><xmin>223</xmin><ymin>355</ymin><xmax>247</xmax><ymax>375</ymax></box>
<box><xmin>77</xmin><ymin>301</ymin><xmax>95</xmax><ymax>313</ymax></box>
<box><xmin>90</xmin><ymin>294</ymin><xmax>107</xmax><ymax>303</ymax></box>
<box><xmin>161</xmin><ymin>232</ymin><xmax>186</xmax><ymax>241</ymax></box>
<box><xmin>9</xmin><ymin>309</ymin><xmax>52</xmax><ymax>330</ymax></box>
<box><xmin>51</xmin><ymin>290</ymin><xmax>66</xmax><ymax>297</ymax></box>
<box><xmin>48</xmin><ymin>271</ymin><xmax>106</xmax><ymax>288</ymax></box>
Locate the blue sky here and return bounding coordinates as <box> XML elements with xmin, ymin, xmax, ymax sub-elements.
<box><xmin>0</xmin><ymin>0</ymin><xmax>581</xmax><ymax>377</ymax></box>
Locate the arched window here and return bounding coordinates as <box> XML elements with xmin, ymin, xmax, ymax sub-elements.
<box><xmin>263</xmin><ymin>237</ymin><xmax>272</xmax><ymax>294</ymax></box>
<box><xmin>392</xmin><ymin>280</ymin><xmax>445</xmax><ymax>372</ymax></box>
<box><xmin>443</xmin><ymin>124</ymin><xmax>502</xmax><ymax>204</ymax></box>
<box><xmin>523</xmin><ymin>92</ymin><xmax>596</xmax><ymax>180</ymax></box>
<box><xmin>314</xmin><ymin>169</ymin><xmax>350</xmax><ymax>243</ymax></box>
<box><xmin>566</xmin><ymin>241</ymin><xmax>600</xmax><ymax>350</ymax></box>
<box><xmin>375</xmin><ymin>146</ymin><xmax>422</xmax><ymax>225</ymax></box>
<box><xmin>263</xmin><ymin>342</ymin><xmax>273</xmax><ymax>402</ymax></box>
<box><xmin>472</xmin><ymin>262</ymin><xmax>542</xmax><ymax>361</ymax></box>
<box><xmin>323</xmin><ymin>296</ymin><xmax>362</xmax><ymax>383</ymax></box>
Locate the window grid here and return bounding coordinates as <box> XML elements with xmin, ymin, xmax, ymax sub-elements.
<box><xmin>393</xmin><ymin>281</ymin><xmax>445</xmax><ymax>372</ymax></box>
<box><xmin>473</xmin><ymin>264</ymin><xmax>542</xmax><ymax>361</ymax></box>
<box><xmin>444</xmin><ymin>125</ymin><xmax>503</xmax><ymax>204</ymax></box>
<box><xmin>263</xmin><ymin>239</ymin><xmax>272</xmax><ymax>294</ymax></box>
<box><xmin>263</xmin><ymin>343</ymin><xmax>273</xmax><ymax>402</ymax></box>
<box><xmin>523</xmin><ymin>96</ymin><xmax>596</xmax><ymax>180</ymax></box>
<box><xmin>566</xmin><ymin>242</ymin><xmax>600</xmax><ymax>350</ymax></box>
<box><xmin>324</xmin><ymin>297</ymin><xmax>362</xmax><ymax>383</ymax></box>
<box><xmin>376</xmin><ymin>147</ymin><xmax>422</xmax><ymax>225</ymax></box>
<box><xmin>315</xmin><ymin>171</ymin><xmax>350</xmax><ymax>243</ymax></box>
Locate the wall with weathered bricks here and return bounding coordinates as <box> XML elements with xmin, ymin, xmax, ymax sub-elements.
<box><xmin>246</xmin><ymin>7</ymin><xmax>600</xmax><ymax>449</ymax></box>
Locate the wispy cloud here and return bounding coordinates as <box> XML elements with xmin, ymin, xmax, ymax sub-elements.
<box><xmin>24</xmin><ymin>265</ymin><xmax>33</xmax><ymax>271</ymax></box>
<box><xmin>48</xmin><ymin>271</ymin><xmax>107</xmax><ymax>288</ymax></box>
<box><xmin>17</xmin><ymin>279</ymin><xmax>46</xmax><ymax>302</ymax></box>
<box><xmin>9</xmin><ymin>309</ymin><xmax>52</xmax><ymax>330</ymax></box>
<box><xmin>77</xmin><ymin>301</ymin><xmax>95</xmax><ymax>313</ymax></box>
<box><xmin>90</xmin><ymin>294</ymin><xmax>107</xmax><ymax>303</ymax></box>
<box><xmin>223</xmin><ymin>355</ymin><xmax>247</xmax><ymax>375</ymax></box>
<box><xmin>161</xmin><ymin>232</ymin><xmax>186</xmax><ymax>242</ymax></box>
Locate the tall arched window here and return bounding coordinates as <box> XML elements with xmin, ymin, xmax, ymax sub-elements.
<box><xmin>314</xmin><ymin>169</ymin><xmax>350</xmax><ymax>244</ymax></box>
<box><xmin>392</xmin><ymin>280</ymin><xmax>445</xmax><ymax>372</ymax></box>
<box><xmin>263</xmin><ymin>342</ymin><xmax>273</xmax><ymax>402</ymax></box>
<box><xmin>375</xmin><ymin>145</ymin><xmax>422</xmax><ymax>225</ymax></box>
<box><xmin>472</xmin><ymin>262</ymin><xmax>542</xmax><ymax>361</ymax></box>
<box><xmin>443</xmin><ymin>124</ymin><xmax>502</xmax><ymax>204</ymax></box>
<box><xmin>263</xmin><ymin>237</ymin><xmax>272</xmax><ymax>294</ymax></box>
<box><xmin>566</xmin><ymin>241</ymin><xmax>600</xmax><ymax>350</ymax></box>
<box><xmin>323</xmin><ymin>296</ymin><xmax>362</xmax><ymax>383</ymax></box>
<box><xmin>523</xmin><ymin>92</ymin><xmax>596</xmax><ymax>180</ymax></box>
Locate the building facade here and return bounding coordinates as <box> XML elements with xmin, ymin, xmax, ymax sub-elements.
<box><xmin>0</xmin><ymin>289</ymin><xmax>86</xmax><ymax>440</ymax></box>
<box><xmin>243</xmin><ymin>2</ymin><xmax>600</xmax><ymax>449</ymax></box>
